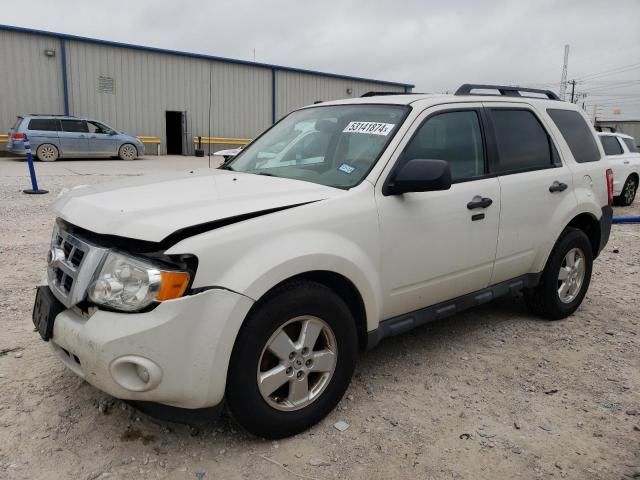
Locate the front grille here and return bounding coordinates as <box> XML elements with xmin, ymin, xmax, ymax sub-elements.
<box><xmin>47</xmin><ymin>224</ymin><xmax>108</xmax><ymax>308</ymax></box>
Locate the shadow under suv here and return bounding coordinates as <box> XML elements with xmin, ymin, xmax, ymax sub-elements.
<box><xmin>7</xmin><ymin>115</ymin><xmax>144</xmax><ymax>161</ymax></box>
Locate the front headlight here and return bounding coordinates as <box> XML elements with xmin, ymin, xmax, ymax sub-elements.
<box><xmin>88</xmin><ymin>252</ymin><xmax>190</xmax><ymax>312</ymax></box>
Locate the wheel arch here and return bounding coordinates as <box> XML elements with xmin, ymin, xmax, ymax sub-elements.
<box><xmin>565</xmin><ymin>212</ymin><xmax>601</xmax><ymax>258</ymax></box>
<box><xmin>248</xmin><ymin>271</ymin><xmax>369</xmax><ymax>350</ymax></box>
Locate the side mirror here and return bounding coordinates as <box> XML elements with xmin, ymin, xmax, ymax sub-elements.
<box><xmin>384</xmin><ymin>159</ymin><xmax>452</xmax><ymax>195</ymax></box>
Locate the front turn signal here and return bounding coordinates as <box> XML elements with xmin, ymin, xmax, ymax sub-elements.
<box><xmin>156</xmin><ymin>271</ymin><xmax>191</xmax><ymax>301</ymax></box>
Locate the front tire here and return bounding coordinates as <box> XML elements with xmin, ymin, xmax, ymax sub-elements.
<box><xmin>36</xmin><ymin>143</ymin><xmax>59</xmax><ymax>162</ymax></box>
<box><xmin>524</xmin><ymin>227</ymin><xmax>593</xmax><ymax>320</ymax></box>
<box><xmin>614</xmin><ymin>175</ymin><xmax>638</xmax><ymax>206</ymax></box>
<box><xmin>226</xmin><ymin>281</ymin><xmax>357</xmax><ymax>439</ymax></box>
<box><xmin>118</xmin><ymin>143</ymin><xmax>138</xmax><ymax>160</ymax></box>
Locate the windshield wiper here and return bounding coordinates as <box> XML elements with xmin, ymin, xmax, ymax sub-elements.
<box><xmin>218</xmin><ymin>163</ymin><xmax>234</xmax><ymax>171</ymax></box>
<box><xmin>255</xmin><ymin>172</ymin><xmax>277</xmax><ymax>177</ymax></box>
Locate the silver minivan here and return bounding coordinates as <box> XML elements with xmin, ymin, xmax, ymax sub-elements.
<box><xmin>7</xmin><ymin>115</ymin><xmax>145</xmax><ymax>161</ymax></box>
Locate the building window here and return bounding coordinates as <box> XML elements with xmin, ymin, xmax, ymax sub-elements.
<box><xmin>98</xmin><ymin>76</ymin><xmax>115</xmax><ymax>94</ymax></box>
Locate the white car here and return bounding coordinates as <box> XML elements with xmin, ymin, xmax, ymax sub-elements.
<box><xmin>598</xmin><ymin>132</ymin><xmax>639</xmax><ymax>206</ymax></box>
<box><xmin>33</xmin><ymin>84</ymin><xmax>613</xmax><ymax>439</ymax></box>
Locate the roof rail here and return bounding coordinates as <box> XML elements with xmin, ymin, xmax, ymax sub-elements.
<box><xmin>27</xmin><ymin>113</ymin><xmax>77</xmax><ymax>117</ymax></box>
<box><xmin>360</xmin><ymin>91</ymin><xmax>421</xmax><ymax>97</ymax></box>
<box><xmin>454</xmin><ymin>84</ymin><xmax>560</xmax><ymax>100</ymax></box>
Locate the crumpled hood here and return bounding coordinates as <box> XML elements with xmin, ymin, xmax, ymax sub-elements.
<box><xmin>54</xmin><ymin>169</ymin><xmax>342</xmax><ymax>242</ymax></box>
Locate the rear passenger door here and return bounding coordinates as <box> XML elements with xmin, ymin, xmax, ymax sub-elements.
<box><xmin>485</xmin><ymin>104</ymin><xmax>576</xmax><ymax>285</ymax></box>
<box><xmin>59</xmin><ymin>119</ymin><xmax>89</xmax><ymax>157</ymax></box>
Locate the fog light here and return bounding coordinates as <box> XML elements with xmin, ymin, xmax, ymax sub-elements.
<box><xmin>110</xmin><ymin>356</ymin><xmax>162</xmax><ymax>392</ymax></box>
<box><xmin>136</xmin><ymin>364</ymin><xmax>150</xmax><ymax>383</ymax></box>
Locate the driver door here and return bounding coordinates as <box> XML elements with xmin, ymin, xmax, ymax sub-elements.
<box><xmin>375</xmin><ymin>104</ymin><xmax>501</xmax><ymax>319</ymax></box>
<box><xmin>87</xmin><ymin>121</ymin><xmax>119</xmax><ymax>157</ymax></box>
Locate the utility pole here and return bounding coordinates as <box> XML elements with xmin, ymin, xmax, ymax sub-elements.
<box><xmin>559</xmin><ymin>44</ymin><xmax>570</xmax><ymax>101</ymax></box>
<box><xmin>569</xmin><ymin>80</ymin><xmax>577</xmax><ymax>103</ymax></box>
<box><xmin>592</xmin><ymin>104</ymin><xmax>598</xmax><ymax>126</ymax></box>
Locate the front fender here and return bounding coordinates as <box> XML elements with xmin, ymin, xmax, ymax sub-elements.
<box><xmin>215</xmin><ymin>230</ymin><xmax>383</xmax><ymax>331</ymax></box>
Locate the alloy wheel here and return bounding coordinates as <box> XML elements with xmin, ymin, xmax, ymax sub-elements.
<box><xmin>624</xmin><ymin>178</ymin><xmax>637</xmax><ymax>205</ymax></box>
<box><xmin>120</xmin><ymin>144</ymin><xmax>136</xmax><ymax>160</ymax></box>
<box><xmin>557</xmin><ymin>247</ymin><xmax>586</xmax><ymax>304</ymax></box>
<box><xmin>38</xmin><ymin>144</ymin><xmax>57</xmax><ymax>161</ymax></box>
<box><xmin>257</xmin><ymin>315</ymin><xmax>338</xmax><ymax>411</ymax></box>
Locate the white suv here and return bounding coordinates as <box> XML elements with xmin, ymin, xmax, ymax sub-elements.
<box><xmin>33</xmin><ymin>84</ymin><xmax>613</xmax><ymax>439</ymax></box>
<box><xmin>598</xmin><ymin>131</ymin><xmax>639</xmax><ymax>206</ymax></box>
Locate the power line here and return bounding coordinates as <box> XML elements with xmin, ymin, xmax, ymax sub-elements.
<box><xmin>581</xmin><ymin>80</ymin><xmax>640</xmax><ymax>93</ymax></box>
<box><xmin>574</xmin><ymin>61</ymin><xmax>640</xmax><ymax>82</ymax></box>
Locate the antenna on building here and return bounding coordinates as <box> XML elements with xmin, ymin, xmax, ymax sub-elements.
<box><xmin>559</xmin><ymin>44</ymin><xmax>570</xmax><ymax>101</ymax></box>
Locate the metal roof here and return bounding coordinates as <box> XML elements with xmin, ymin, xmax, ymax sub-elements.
<box><xmin>0</xmin><ymin>24</ymin><xmax>415</xmax><ymax>89</ymax></box>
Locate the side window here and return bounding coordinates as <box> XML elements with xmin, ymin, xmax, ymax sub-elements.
<box><xmin>28</xmin><ymin>119</ymin><xmax>59</xmax><ymax>131</ymax></box>
<box><xmin>622</xmin><ymin>137</ymin><xmax>638</xmax><ymax>153</ymax></box>
<box><xmin>87</xmin><ymin>121</ymin><xmax>115</xmax><ymax>135</ymax></box>
<box><xmin>600</xmin><ymin>135</ymin><xmax>623</xmax><ymax>156</ymax></box>
<box><xmin>60</xmin><ymin>120</ymin><xmax>89</xmax><ymax>133</ymax></box>
<box><xmin>547</xmin><ymin>109</ymin><xmax>601</xmax><ymax>163</ymax></box>
<box><xmin>489</xmin><ymin>109</ymin><xmax>554</xmax><ymax>174</ymax></box>
<box><xmin>403</xmin><ymin>110</ymin><xmax>485</xmax><ymax>181</ymax></box>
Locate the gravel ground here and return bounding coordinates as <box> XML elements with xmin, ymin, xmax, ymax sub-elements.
<box><xmin>0</xmin><ymin>156</ymin><xmax>639</xmax><ymax>480</ymax></box>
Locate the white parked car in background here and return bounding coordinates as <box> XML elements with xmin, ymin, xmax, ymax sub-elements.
<box><xmin>33</xmin><ymin>84</ymin><xmax>613</xmax><ymax>439</ymax></box>
<box><xmin>598</xmin><ymin>132</ymin><xmax>639</xmax><ymax>206</ymax></box>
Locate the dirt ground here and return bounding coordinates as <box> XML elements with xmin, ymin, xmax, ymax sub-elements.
<box><xmin>0</xmin><ymin>156</ymin><xmax>638</xmax><ymax>480</ymax></box>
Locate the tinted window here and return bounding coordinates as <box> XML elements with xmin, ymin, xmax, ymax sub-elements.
<box><xmin>600</xmin><ymin>135</ymin><xmax>623</xmax><ymax>156</ymax></box>
<box><xmin>547</xmin><ymin>109</ymin><xmax>600</xmax><ymax>163</ymax></box>
<box><xmin>489</xmin><ymin>109</ymin><xmax>554</xmax><ymax>174</ymax></box>
<box><xmin>60</xmin><ymin>119</ymin><xmax>89</xmax><ymax>133</ymax></box>
<box><xmin>622</xmin><ymin>137</ymin><xmax>638</xmax><ymax>153</ymax></box>
<box><xmin>28</xmin><ymin>118</ymin><xmax>59</xmax><ymax>131</ymax></box>
<box><xmin>404</xmin><ymin>110</ymin><xmax>485</xmax><ymax>181</ymax></box>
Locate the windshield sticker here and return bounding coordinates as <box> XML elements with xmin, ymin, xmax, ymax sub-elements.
<box><xmin>338</xmin><ymin>163</ymin><xmax>356</xmax><ymax>174</ymax></box>
<box><xmin>343</xmin><ymin>121</ymin><xmax>395</xmax><ymax>136</ymax></box>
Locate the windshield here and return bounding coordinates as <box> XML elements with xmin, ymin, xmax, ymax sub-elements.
<box><xmin>227</xmin><ymin>104</ymin><xmax>408</xmax><ymax>188</ymax></box>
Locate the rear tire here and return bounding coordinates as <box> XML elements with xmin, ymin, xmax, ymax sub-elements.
<box><xmin>226</xmin><ymin>281</ymin><xmax>357</xmax><ymax>439</ymax></box>
<box><xmin>524</xmin><ymin>227</ymin><xmax>593</xmax><ymax>320</ymax></box>
<box><xmin>118</xmin><ymin>143</ymin><xmax>138</xmax><ymax>160</ymax></box>
<box><xmin>614</xmin><ymin>175</ymin><xmax>638</xmax><ymax>206</ymax></box>
<box><xmin>36</xmin><ymin>143</ymin><xmax>59</xmax><ymax>162</ymax></box>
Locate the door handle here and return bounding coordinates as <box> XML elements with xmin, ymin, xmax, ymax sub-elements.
<box><xmin>624</xmin><ymin>161</ymin><xmax>630</xmax><ymax>164</ymax></box>
<box><xmin>467</xmin><ymin>196</ymin><xmax>493</xmax><ymax>209</ymax></box>
<box><xmin>549</xmin><ymin>181</ymin><xmax>568</xmax><ymax>193</ymax></box>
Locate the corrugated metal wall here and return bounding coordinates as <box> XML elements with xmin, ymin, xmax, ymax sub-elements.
<box><xmin>0</xmin><ymin>30</ymin><xmax>64</xmax><ymax>132</ymax></box>
<box><xmin>1</xmin><ymin>27</ymin><xmax>410</xmax><ymax>154</ymax></box>
<box><xmin>275</xmin><ymin>71</ymin><xmax>404</xmax><ymax>120</ymax></box>
<box><xmin>65</xmin><ymin>40</ymin><xmax>273</xmax><ymax>153</ymax></box>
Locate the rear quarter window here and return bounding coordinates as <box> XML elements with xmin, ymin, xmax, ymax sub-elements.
<box><xmin>622</xmin><ymin>137</ymin><xmax>638</xmax><ymax>153</ymax></box>
<box><xmin>547</xmin><ymin>109</ymin><xmax>601</xmax><ymax>163</ymax></box>
<box><xmin>28</xmin><ymin>118</ymin><xmax>60</xmax><ymax>132</ymax></box>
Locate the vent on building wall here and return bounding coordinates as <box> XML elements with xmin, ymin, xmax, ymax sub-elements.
<box><xmin>98</xmin><ymin>76</ymin><xmax>115</xmax><ymax>94</ymax></box>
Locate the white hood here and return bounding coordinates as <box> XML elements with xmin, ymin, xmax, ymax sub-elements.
<box><xmin>54</xmin><ymin>169</ymin><xmax>342</xmax><ymax>242</ymax></box>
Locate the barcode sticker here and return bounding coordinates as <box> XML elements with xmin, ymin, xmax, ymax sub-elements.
<box><xmin>342</xmin><ymin>121</ymin><xmax>395</xmax><ymax>136</ymax></box>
